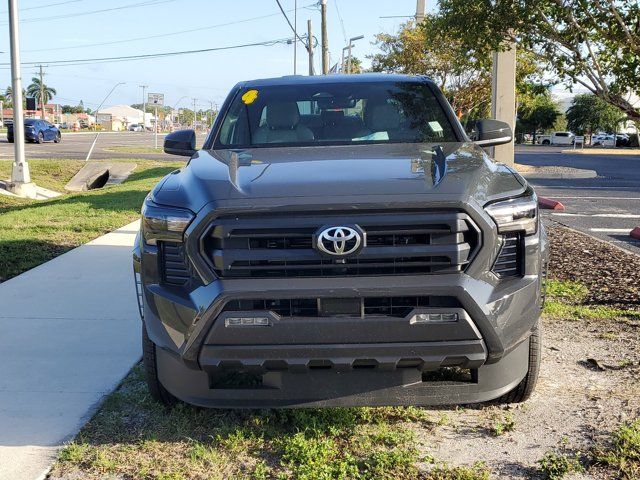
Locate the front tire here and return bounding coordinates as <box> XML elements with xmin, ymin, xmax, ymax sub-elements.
<box><xmin>36</xmin><ymin>132</ymin><xmax>44</xmax><ymax>144</ymax></box>
<box><xmin>142</xmin><ymin>325</ymin><xmax>178</xmax><ymax>407</ymax></box>
<box><xmin>494</xmin><ymin>322</ymin><xmax>541</xmax><ymax>404</ymax></box>
<box><xmin>542</xmin><ymin>140</ymin><xmax>550</xmax><ymax>145</ymax></box>
<box><xmin>54</xmin><ymin>132</ymin><xmax>61</xmax><ymax>143</ymax></box>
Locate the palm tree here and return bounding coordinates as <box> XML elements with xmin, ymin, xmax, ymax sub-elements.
<box><xmin>26</xmin><ymin>77</ymin><xmax>56</xmax><ymax>106</ymax></box>
<box><xmin>4</xmin><ymin>86</ymin><xmax>27</xmax><ymax>109</ymax></box>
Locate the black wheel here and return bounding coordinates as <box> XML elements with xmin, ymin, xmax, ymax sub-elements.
<box><xmin>36</xmin><ymin>132</ymin><xmax>44</xmax><ymax>144</ymax></box>
<box><xmin>542</xmin><ymin>140</ymin><xmax>550</xmax><ymax>145</ymax></box>
<box><xmin>54</xmin><ymin>132</ymin><xmax>61</xmax><ymax>143</ymax></box>
<box><xmin>142</xmin><ymin>325</ymin><xmax>178</xmax><ymax>407</ymax></box>
<box><xmin>7</xmin><ymin>138</ymin><xmax>13</xmax><ymax>143</ymax></box>
<box><xmin>494</xmin><ymin>322</ymin><xmax>541</xmax><ymax>404</ymax></box>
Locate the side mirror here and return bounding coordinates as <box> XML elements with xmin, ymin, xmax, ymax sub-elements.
<box><xmin>472</xmin><ymin>119</ymin><xmax>513</xmax><ymax>147</ymax></box>
<box><xmin>164</xmin><ymin>129</ymin><xmax>196</xmax><ymax>157</ymax></box>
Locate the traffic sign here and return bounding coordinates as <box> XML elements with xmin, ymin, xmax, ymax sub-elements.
<box><xmin>147</xmin><ymin>93</ymin><xmax>164</xmax><ymax>106</ymax></box>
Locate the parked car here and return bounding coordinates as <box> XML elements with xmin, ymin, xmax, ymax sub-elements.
<box><xmin>7</xmin><ymin>119</ymin><xmax>61</xmax><ymax>143</ymax></box>
<box><xmin>592</xmin><ymin>133</ymin><xmax>630</xmax><ymax>147</ymax></box>
<box><xmin>134</xmin><ymin>74</ymin><xmax>547</xmax><ymax>408</ymax></box>
<box><xmin>129</xmin><ymin>123</ymin><xmax>144</xmax><ymax>132</ymax></box>
<box><xmin>537</xmin><ymin>131</ymin><xmax>575</xmax><ymax>145</ymax></box>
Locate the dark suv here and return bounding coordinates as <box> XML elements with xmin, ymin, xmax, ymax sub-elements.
<box><xmin>133</xmin><ymin>74</ymin><xmax>547</xmax><ymax>408</ymax></box>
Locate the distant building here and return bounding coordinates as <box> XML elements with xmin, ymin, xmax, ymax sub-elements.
<box><xmin>95</xmin><ymin>104</ymin><xmax>154</xmax><ymax>131</ymax></box>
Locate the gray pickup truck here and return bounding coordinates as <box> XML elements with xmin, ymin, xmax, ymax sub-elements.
<box><xmin>133</xmin><ymin>74</ymin><xmax>547</xmax><ymax>408</ymax></box>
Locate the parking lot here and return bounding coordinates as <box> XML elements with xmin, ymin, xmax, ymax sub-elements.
<box><xmin>0</xmin><ymin>131</ymin><xmax>177</xmax><ymax>161</ymax></box>
<box><xmin>516</xmin><ymin>145</ymin><xmax>640</xmax><ymax>255</ymax></box>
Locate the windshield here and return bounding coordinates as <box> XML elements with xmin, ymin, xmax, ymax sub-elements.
<box><xmin>24</xmin><ymin>119</ymin><xmax>38</xmax><ymax>126</ymax></box>
<box><xmin>215</xmin><ymin>81</ymin><xmax>459</xmax><ymax>148</ymax></box>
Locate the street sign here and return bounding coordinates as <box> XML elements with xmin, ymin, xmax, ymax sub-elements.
<box><xmin>147</xmin><ymin>93</ymin><xmax>164</xmax><ymax>106</ymax></box>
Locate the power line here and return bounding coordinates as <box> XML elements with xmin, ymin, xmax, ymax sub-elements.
<box><xmin>0</xmin><ymin>37</ymin><xmax>295</xmax><ymax>69</ymax></box>
<box><xmin>274</xmin><ymin>0</ymin><xmax>306</xmax><ymax>45</ymax></box>
<box><xmin>0</xmin><ymin>0</ymin><xmax>175</xmax><ymax>25</ymax></box>
<box><xmin>21</xmin><ymin>3</ymin><xmax>316</xmax><ymax>54</ymax></box>
<box><xmin>0</xmin><ymin>0</ymin><xmax>83</xmax><ymax>14</ymax></box>
<box><xmin>334</xmin><ymin>0</ymin><xmax>348</xmax><ymax>44</ymax></box>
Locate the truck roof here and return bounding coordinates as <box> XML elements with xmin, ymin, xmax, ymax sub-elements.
<box><xmin>235</xmin><ymin>73</ymin><xmax>435</xmax><ymax>88</ymax></box>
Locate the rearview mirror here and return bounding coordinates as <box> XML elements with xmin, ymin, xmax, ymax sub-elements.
<box><xmin>164</xmin><ymin>129</ymin><xmax>196</xmax><ymax>157</ymax></box>
<box><xmin>472</xmin><ymin>119</ymin><xmax>513</xmax><ymax>147</ymax></box>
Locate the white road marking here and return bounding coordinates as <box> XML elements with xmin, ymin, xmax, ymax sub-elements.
<box><xmin>539</xmin><ymin>185</ymin><xmax>635</xmax><ymax>190</ymax></box>
<box><xmin>552</xmin><ymin>213</ymin><xmax>640</xmax><ymax>218</ymax></box>
<box><xmin>589</xmin><ymin>228</ymin><xmax>633</xmax><ymax>233</ymax></box>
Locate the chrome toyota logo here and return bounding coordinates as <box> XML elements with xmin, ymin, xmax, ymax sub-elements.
<box><xmin>315</xmin><ymin>226</ymin><xmax>363</xmax><ymax>257</ymax></box>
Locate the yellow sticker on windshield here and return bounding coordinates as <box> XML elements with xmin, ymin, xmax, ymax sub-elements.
<box><xmin>242</xmin><ymin>89</ymin><xmax>259</xmax><ymax>105</ymax></box>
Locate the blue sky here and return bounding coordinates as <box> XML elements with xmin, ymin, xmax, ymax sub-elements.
<box><xmin>0</xmin><ymin>0</ymin><xmax>417</xmax><ymax>111</ymax></box>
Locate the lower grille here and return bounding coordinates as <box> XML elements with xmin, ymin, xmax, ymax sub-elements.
<box><xmin>222</xmin><ymin>296</ymin><xmax>461</xmax><ymax>319</ymax></box>
<box><xmin>492</xmin><ymin>234</ymin><xmax>521</xmax><ymax>278</ymax></box>
<box><xmin>160</xmin><ymin>242</ymin><xmax>191</xmax><ymax>286</ymax></box>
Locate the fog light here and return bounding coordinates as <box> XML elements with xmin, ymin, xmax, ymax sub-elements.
<box><xmin>225</xmin><ymin>317</ymin><xmax>270</xmax><ymax>327</ymax></box>
<box><xmin>410</xmin><ymin>313</ymin><xmax>458</xmax><ymax>324</ymax></box>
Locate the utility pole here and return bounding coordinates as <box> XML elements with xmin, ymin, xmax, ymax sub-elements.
<box><xmin>415</xmin><ymin>0</ymin><xmax>426</xmax><ymax>22</ymax></box>
<box><xmin>192</xmin><ymin>98</ymin><xmax>197</xmax><ymax>131</ymax></box>
<box><xmin>38</xmin><ymin>65</ymin><xmax>46</xmax><ymax>121</ymax></box>
<box><xmin>490</xmin><ymin>43</ymin><xmax>517</xmax><ymax>166</ymax></box>
<box><xmin>321</xmin><ymin>0</ymin><xmax>329</xmax><ymax>74</ymax></box>
<box><xmin>139</xmin><ymin>85</ymin><xmax>148</xmax><ymax>130</ymax></box>
<box><xmin>307</xmin><ymin>19</ymin><xmax>314</xmax><ymax>75</ymax></box>
<box><xmin>293</xmin><ymin>0</ymin><xmax>297</xmax><ymax>75</ymax></box>
<box><xmin>7</xmin><ymin>0</ymin><xmax>34</xmax><ymax>197</ymax></box>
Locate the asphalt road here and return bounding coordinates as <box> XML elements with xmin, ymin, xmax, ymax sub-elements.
<box><xmin>0</xmin><ymin>131</ymin><xmax>193</xmax><ymax>160</ymax></box>
<box><xmin>516</xmin><ymin>145</ymin><xmax>640</xmax><ymax>255</ymax></box>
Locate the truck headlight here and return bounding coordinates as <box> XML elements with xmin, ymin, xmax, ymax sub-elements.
<box><xmin>141</xmin><ymin>196</ymin><xmax>194</xmax><ymax>245</ymax></box>
<box><xmin>484</xmin><ymin>188</ymin><xmax>538</xmax><ymax>235</ymax></box>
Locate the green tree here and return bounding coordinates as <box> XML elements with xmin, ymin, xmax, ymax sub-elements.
<box><xmin>369</xmin><ymin>18</ymin><xmax>545</xmax><ymax>122</ymax></box>
<box><xmin>566</xmin><ymin>94</ymin><xmax>626</xmax><ymax>135</ymax></box>
<box><xmin>431</xmin><ymin>0</ymin><xmax>640</xmax><ymax>123</ymax></box>
<box><xmin>26</xmin><ymin>77</ymin><xmax>56</xmax><ymax>106</ymax></box>
<box><xmin>517</xmin><ymin>91</ymin><xmax>560</xmax><ymax>143</ymax></box>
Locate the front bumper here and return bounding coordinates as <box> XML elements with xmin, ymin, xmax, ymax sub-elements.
<box><xmin>134</xmin><ymin>221</ymin><xmax>546</xmax><ymax>407</ymax></box>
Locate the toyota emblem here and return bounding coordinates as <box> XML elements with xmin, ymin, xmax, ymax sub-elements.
<box><xmin>315</xmin><ymin>226</ymin><xmax>364</xmax><ymax>257</ymax></box>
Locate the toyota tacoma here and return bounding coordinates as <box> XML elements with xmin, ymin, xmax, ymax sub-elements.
<box><xmin>133</xmin><ymin>74</ymin><xmax>547</xmax><ymax>408</ymax></box>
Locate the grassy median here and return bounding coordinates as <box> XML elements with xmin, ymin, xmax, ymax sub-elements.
<box><xmin>0</xmin><ymin>159</ymin><xmax>181</xmax><ymax>282</ymax></box>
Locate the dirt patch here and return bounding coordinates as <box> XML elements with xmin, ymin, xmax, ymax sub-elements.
<box><xmin>548</xmin><ymin>226</ymin><xmax>640</xmax><ymax>309</ymax></box>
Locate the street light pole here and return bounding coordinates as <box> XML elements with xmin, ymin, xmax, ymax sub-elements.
<box><xmin>139</xmin><ymin>84</ymin><xmax>148</xmax><ymax>130</ymax></box>
<box><xmin>7</xmin><ymin>0</ymin><xmax>33</xmax><ymax>197</ymax></box>
<box><xmin>346</xmin><ymin>35</ymin><xmax>364</xmax><ymax>74</ymax></box>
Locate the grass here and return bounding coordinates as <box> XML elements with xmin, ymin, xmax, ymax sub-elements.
<box><xmin>0</xmin><ymin>159</ymin><xmax>181</xmax><ymax>282</ymax></box>
<box><xmin>538</xmin><ymin>451</ymin><xmax>585</xmax><ymax>479</ymax></box>
<box><xmin>543</xmin><ymin>279</ymin><xmax>640</xmax><ymax>321</ymax></box>
<box><xmin>105</xmin><ymin>145</ymin><xmax>166</xmax><ymax>154</ymax></box>
<box><xmin>593</xmin><ymin>418</ymin><xmax>640</xmax><ymax>478</ymax></box>
<box><xmin>51</xmin><ymin>365</ymin><xmax>436</xmax><ymax>480</ymax></box>
<box><xmin>488</xmin><ymin>411</ymin><xmax>516</xmax><ymax>437</ymax></box>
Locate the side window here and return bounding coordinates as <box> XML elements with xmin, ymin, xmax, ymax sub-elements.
<box><xmin>218</xmin><ymin>100</ymin><xmax>250</xmax><ymax>146</ymax></box>
<box><xmin>556</xmin><ymin>132</ymin><xmax>568</xmax><ymax>137</ymax></box>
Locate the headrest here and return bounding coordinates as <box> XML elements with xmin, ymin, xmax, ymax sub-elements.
<box><xmin>320</xmin><ymin>109</ymin><xmax>345</xmax><ymax>125</ymax></box>
<box><xmin>266</xmin><ymin>102</ymin><xmax>300</xmax><ymax>130</ymax></box>
<box><xmin>365</xmin><ymin>103</ymin><xmax>402</xmax><ymax>131</ymax></box>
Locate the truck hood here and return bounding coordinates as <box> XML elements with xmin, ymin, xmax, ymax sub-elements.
<box><xmin>153</xmin><ymin>143</ymin><xmax>527</xmax><ymax>211</ymax></box>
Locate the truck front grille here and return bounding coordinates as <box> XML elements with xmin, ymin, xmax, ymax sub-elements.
<box><xmin>223</xmin><ymin>296</ymin><xmax>461</xmax><ymax>318</ymax></box>
<box><xmin>205</xmin><ymin>210</ymin><xmax>480</xmax><ymax>278</ymax></box>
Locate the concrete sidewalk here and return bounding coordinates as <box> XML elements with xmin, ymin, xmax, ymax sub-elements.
<box><xmin>0</xmin><ymin>221</ymin><xmax>141</xmax><ymax>480</ymax></box>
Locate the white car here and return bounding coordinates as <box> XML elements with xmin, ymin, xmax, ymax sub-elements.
<box><xmin>537</xmin><ymin>132</ymin><xmax>575</xmax><ymax>145</ymax></box>
<box><xmin>129</xmin><ymin>124</ymin><xmax>144</xmax><ymax>132</ymax></box>
<box><xmin>592</xmin><ymin>134</ymin><xmax>615</xmax><ymax>147</ymax></box>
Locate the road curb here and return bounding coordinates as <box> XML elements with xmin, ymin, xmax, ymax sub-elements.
<box><xmin>561</xmin><ymin>149</ymin><xmax>640</xmax><ymax>156</ymax></box>
<box><xmin>538</xmin><ymin>197</ymin><xmax>565</xmax><ymax>210</ymax></box>
<box><xmin>631</xmin><ymin>227</ymin><xmax>640</xmax><ymax>240</ymax></box>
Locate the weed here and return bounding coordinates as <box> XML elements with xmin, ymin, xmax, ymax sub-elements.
<box><xmin>593</xmin><ymin>418</ymin><xmax>640</xmax><ymax>478</ymax></box>
<box><xmin>538</xmin><ymin>451</ymin><xmax>584</xmax><ymax>479</ymax></box>
<box><xmin>489</xmin><ymin>412</ymin><xmax>516</xmax><ymax>436</ymax></box>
